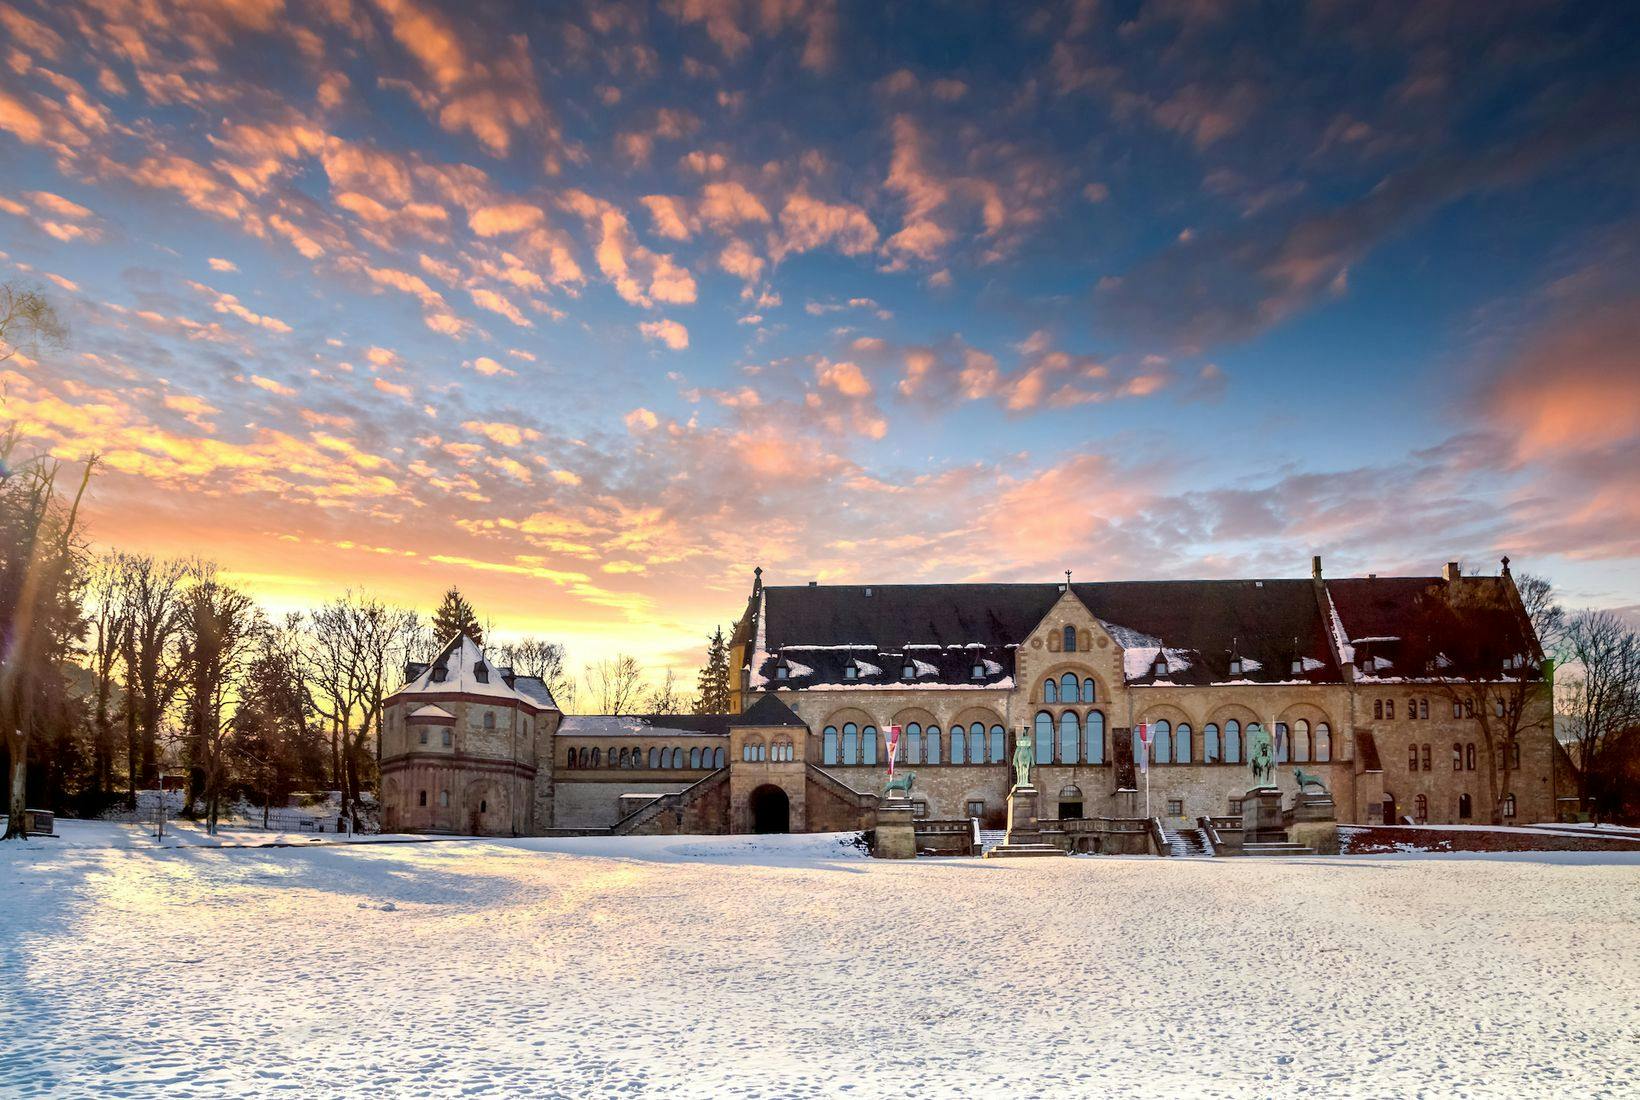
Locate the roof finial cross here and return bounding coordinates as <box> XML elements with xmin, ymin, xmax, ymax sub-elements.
<box><xmin>1065</xmin><ymin>569</ymin><xmax>1073</xmax><ymax>586</ymax></box>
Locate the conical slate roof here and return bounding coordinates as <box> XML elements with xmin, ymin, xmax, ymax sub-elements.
<box><xmin>389</xmin><ymin>633</ymin><xmax>551</xmax><ymax>711</ymax></box>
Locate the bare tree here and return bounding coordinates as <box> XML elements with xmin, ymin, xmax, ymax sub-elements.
<box><xmin>1559</xmin><ymin>610</ymin><xmax>1640</xmax><ymax>819</ymax></box>
<box><xmin>178</xmin><ymin>566</ymin><xmax>263</xmax><ymax>832</ymax></box>
<box><xmin>0</xmin><ymin>281</ymin><xmax>67</xmax><ymax>365</ymax></box>
<box><xmin>585</xmin><ymin>654</ymin><xmax>644</xmax><ymax>715</ymax></box>
<box><xmin>0</xmin><ymin>431</ymin><xmax>93</xmax><ymax>839</ymax></box>
<box><xmin>305</xmin><ymin>591</ymin><xmax>419</xmax><ymax>830</ymax></box>
<box><xmin>118</xmin><ymin>554</ymin><xmax>189</xmax><ymax>793</ymax></box>
<box><xmin>643</xmin><ymin>669</ymin><xmax>685</xmax><ymax>714</ymax></box>
<box><xmin>81</xmin><ymin>552</ymin><xmax>127</xmax><ymax>804</ymax></box>
<box><xmin>495</xmin><ymin>636</ymin><xmax>575</xmax><ymax>704</ymax></box>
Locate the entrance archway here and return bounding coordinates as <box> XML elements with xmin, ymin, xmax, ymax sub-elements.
<box><xmin>750</xmin><ymin>784</ymin><xmax>790</xmax><ymax>834</ymax></box>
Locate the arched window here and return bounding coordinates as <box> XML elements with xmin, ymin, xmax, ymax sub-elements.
<box><xmin>484</xmin><ymin>711</ymin><xmax>496</xmax><ymax>730</ymax></box>
<box><xmin>645</xmin><ymin>746</ymin><xmax>657</xmax><ymax>768</ymax></box>
<box><xmin>1058</xmin><ymin>711</ymin><xmax>1078</xmax><ymax>764</ymax></box>
<box><xmin>591</xmin><ymin>748</ymin><xmax>601</xmax><ymax>767</ymax></box>
<box><xmin>1419</xmin><ymin>698</ymin><xmax>1429</xmax><ymax>720</ymax></box>
<box><xmin>841</xmin><ymin>723</ymin><xmax>859</xmax><ymax>764</ymax></box>
<box><xmin>1224</xmin><ymin>720</ymin><xmax>1242</xmax><ymax>764</ymax></box>
<box><xmin>1408</xmin><ymin>744</ymin><xmax>1419</xmax><ymax>771</ymax></box>
<box><xmin>418</xmin><ymin>790</ymin><xmax>427</xmax><ymax>807</ymax></box>
<box><xmin>578</xmin><ymin>747</ymin><xmax>590</xmax><ymax>768</ymax></box>
<box><xmin>742</xmin><ymin>740</ymin><xmax>754</xmax><ymax>762</ymax></box>
<box><xmin>1082</xmin><ymin>678</ymin><xmax>1096</xmax><ymax>704</ymax></box>
<box><xmin>1293</xmin><ymin>720</ymin><xmax>1310</xmax><ymax>763</ymax></box>
<box><xmin>989</xmin><ymin>725</ymin><xmax>1005</xmax><ymax>763</ymax></box>
<box><xmin>1060</xmin><ymin>672</ymin><xmax>1078</xmax><ymax>705</ymax></box>
<box><xmin>566</xmin><ymin>747</ymin><xmax>576</xmax><ymax>768</ymax></box>
<box><xmin>713</xmin><ymin>747</ymin><xmax>725</xmax><ymax>768</ymax></box>
<box><xmin>823</xmin><ymin>726</ymin><xmax>838</xmax><ymax>765</ymax></box>
<box><xmin>1247</xmin><ymin>724</ymin><xmax>1263</xmax><ymax>763</ymax></box>
<box><xmin>1458</xmin><ymin>793</ymin><xmax>1472</xmax><ymax>819</ymax></box>
<box><xmin>1175</xmin><ymin>723</ymin><xmax>1192</xmax><ymax>764</ymax></box>
<box><xmin>1465</xmin><ymin>743</ymin><xmax>1475</xmax><ymax>771</ymax></box>
<box><xmin>1274</xmin><ymin>723</ymin><xmax>1289</xmax><ymax>764</ymax></box>
<box><xmin>1421</xmin><ymin>744</ymin><xmax>1431</xmax><ymax>770</ymax></box>
<box><xmin>1501</xmin><ymin>794</ymin><xmax>1516</xmax><ymax>818</ymax></box>
<box><xmin>618</xmin><ymin>748</ymin><xmax>629</xmax><ymax>767</ymax></box>
<box><xmin>1415</xmin><ymin>794</ymin><xmax>1428</xmax><ymax>823</ymax></box>
<box><xmin>905</xmin><ymin>722</ymin><xmax>922</xmax><ymax>765</ymax></box>
<box><xmin>968</xmin><ymin>722</ymin><xmax>984</xmax><ymax>764</ymax></box>
<box><xmin>1063</xmin><ymin>625</ymin><xmax>1077</xmax><ymax>652</ymax></box>
<box><xmin>1086</xmin><ymin>710</ymin><xmax>1105</xmax><ymax>764</ymax></box>
<box><xmin>951</xmin><ymin>722</ymin><xmax>967</xmax><ymax>765</ymax></box>
<box><xmin>1152</xmin><ymin>720</ymin><xmax>1171</xmax><ymax>764</ymax></box>
<box><xmin>689</xmin><ymin>747</ymin><xmax>701</xmax><ymax>768</ymax></box>
<box><xmin>863</xmin><ymin>726</ymin><xmax>879</xmax><ymax>766</ymax></box>
<box><xmin>926</xmin><ymin>726</ymin><xmax>942</xmax><ymax>765</ymax></box>
<box><xmin>1204</xmin><ymin>724</ymin><xmax>1220</xmax><ymax>764</ymax></box>
<box><xmin>1034</xmin><ymin>712</ymin><xmax>1053</xmax><ymax>765</ymax></box>
<box><xmin>1316</xmin><ymin>723</ymin><xmax>1331</xmax><ymax>762</ymax></box>
<box><xmin>1044</xmin><ymin>678</ymin><xmax>1058</xmax><ymax>704</ymax></box>
<box><xmin>1452</xmin><ymin>743</ymin><xmax>1462</xmax><ymax>771</ymax></box>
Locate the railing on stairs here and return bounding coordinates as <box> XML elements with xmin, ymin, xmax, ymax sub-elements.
<box><xmin>1195</xmin><ymin>816</ymin><xmax>1219</xmax><ymax>856</ymax></box>
<box><xmin>804</xmin><ymin>763</ymin><xmax>881</xmax><ymax>812</ymax></box>
<box><xmin>1148</xmin><ymin>817</ymin><xmax>1171</xmax><ymax>856</ymax></box>
<box><xmin>610</xmin><ymin>767</ymin><xmax>729</xmax><ymax>836</ymax></box>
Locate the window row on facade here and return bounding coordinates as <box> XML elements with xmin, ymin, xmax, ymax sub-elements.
<box><xmin>1375</xmin><ymin>697</ymin><xmax>1511</xmax><ymax>721</ymax></box>
<box><xmin>563</xmin><ymin>745</ymin><xmax>727</xmax><ymax>770</ymax></box>
<box><xmin>741</xmin><ymin>738</ymin><xmax>795</xmax><ymax>762</ymax></box>
<box><xmin>1127</xmin><ymin>718</ymin><xmax>1333</xmax><ymax>766</ymax></box>
<box><xmin>1406</xmin><ymin>741</ymin><xmax>1518</xmax><ymax>772</ymax></box>
<box><xmin>822</xmin><ymin>721</ymin><xmax>1009</xmax><ymax>766</ymax></box>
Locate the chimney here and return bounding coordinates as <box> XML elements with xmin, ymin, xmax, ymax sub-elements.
<box><xmin>1442</xmin><ymin>561</ymin><xmax>1461</xmax><ymax>582</ymax></box>
<box><xmin>1311</xmin><ymin>555</ymin><xmax>1323</xmax><ymax>580</ymax></box>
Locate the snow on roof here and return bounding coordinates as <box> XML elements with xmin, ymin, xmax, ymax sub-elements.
<box><xmin>409</xmin><ymin>704</ymin><xmax>455</xmax><ymax>720</ymax></box>
<box><xmin>391</xmin><ymin>634</ymin><xmax>548</xmax><ymax>710</ymax></box>
<box><xmin>559</xmin><ymin>715</ymin><xmax>730</xmax><ymax>738</ymax></box>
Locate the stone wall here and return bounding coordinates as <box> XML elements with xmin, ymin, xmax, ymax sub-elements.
<box><xmin>553</xmin><ymin>780</ymin><xmax>690</xmax><ymax>830</ymax></box>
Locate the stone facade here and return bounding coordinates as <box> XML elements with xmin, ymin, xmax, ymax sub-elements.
<box><xmin>380</xmin><ymin>561</ymin><xmax>1563</xmax><ymax>840</ymax></box>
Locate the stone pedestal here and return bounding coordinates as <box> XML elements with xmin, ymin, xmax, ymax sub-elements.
<box><xmin>983</xmin><ymin>785</ymin><xmax>1065</xmax><ymax>858</ymax></box>
<box><xmin>872</xmin><ymin>799</ymin><xmax>917</xmax><ymax>859</ymax></box>
<box><xmin>1005</xmin><ymin>785</ymin><xmax>1042</xmax><ymax>844</ymax></box>
<box><xmin>1243</xmin><ymin>786</ymin><xmax>1286</xmax><ymax>843</ymax></box>
<box><xmin>1289</xmin><ymin>794</ymin><xmax>1340</xmax><ymax>854</ymax></box>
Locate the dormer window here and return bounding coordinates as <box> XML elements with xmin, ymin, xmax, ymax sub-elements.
<box><xmin>1291</xmin><ymin>658</ymin><xmax>1304</xmax><ymax>675</ymax></box>
<box><xmin>474</xmin><ymin>661</ymin><xmax>489</xmax><ymax>684</ymax></box>
<box><xmin>776</xmin><ymin>663</ymin><xmax>790</xmax><ymax>681</ymax></box>
<box><xmin>1153</xmin><ymin>654</ymin><xmax>1169</xmax><ymax>678</ymax></box>
<box><xmin>902</xmin><ymin>662</ymin><xmax>916</xmax><ymax>679</ymax></box>
<box><xmin>844</xmin><ymin>662</ymin><xmax>858</xmax><ymax>680</ymax></box>
<box><xmin>430</xmin><ymin>664</ymin><xmax>447</xmax><ymax>684</ymax></box>
<box><xmin>971</xmin><ymin>661</ymin><xmax>985</xmax><ymax>680</ymax></box>
<box><xmin>1228</xmin><ymin>658</ymin><xmax>1243</xmax><ymax>677</ymax></box>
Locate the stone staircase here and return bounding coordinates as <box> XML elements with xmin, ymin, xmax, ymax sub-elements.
<box><xmin>977</xmin><ymin>828</ymin><xmax>1006</xmax><ymax>854</ymax></box>
<box><xmin>609</xmin><ymin>768</ymin><xmax>728</xmax><ymax>836</ymax></box>
<box><xmin>1165</xmin><ymin>826</ymin><xmax>1211</xmax><ymax>857</ymax></box>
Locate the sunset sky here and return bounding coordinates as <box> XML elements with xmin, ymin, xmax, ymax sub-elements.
<box><xmin>3</xmin><ymin>0</ymin><xmax>1638</xmax><ymax>681</ymax></box>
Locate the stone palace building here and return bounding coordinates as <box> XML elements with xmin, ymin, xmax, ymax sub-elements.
<box><xmin>378</xmin><ymin>557</ymin><xmax>1576</xmax><ymax>839</ymax></box>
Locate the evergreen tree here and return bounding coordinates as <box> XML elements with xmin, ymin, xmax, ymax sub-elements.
<box><xmin>430</xmin><ymin>586</ymin><xmax>482</xmax><ymax>646</ymax></box>
<box><xmin>695</xmin><ymin>626</ymin><xmax>731</xmax><ymax>713</ymax></box>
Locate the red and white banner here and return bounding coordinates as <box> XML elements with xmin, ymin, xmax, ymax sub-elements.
<box><xmin>1136</xmin><ymin>721</ymin><xmax>1151</xmax><ymax>774</ymax></box>
<box><xmin>885</xmin><ymin>724</ymin><xmax>902</xmax><ymax>776</ymax></box>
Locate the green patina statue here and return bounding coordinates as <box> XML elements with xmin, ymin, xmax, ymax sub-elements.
<box><xmin>1293</xmin><ymin>767</ymin><xmax>1329</xmax><ymax>797</ymax></box>
<box><xmin>1248</xmin><ymin>725</ymin><xmax>1276</xmax><ymax>787</ymax></box>
<box><xmin>1012</xmin><ymin>733</ymin><xmax>1034</xmax><ymax>789</ymax></box>
<box><xmin>884</xmin><ymin>771</ymin><xmax>915</xmax><ymax>797</ymax></box>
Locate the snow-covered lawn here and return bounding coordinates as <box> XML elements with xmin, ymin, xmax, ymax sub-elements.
<box><xmin>3</xmin><ymin>826</ymin><xmax>1637</xmax><ymax>1098</ymax></box>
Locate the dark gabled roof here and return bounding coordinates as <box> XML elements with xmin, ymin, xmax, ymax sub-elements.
<box><xmin>757</xmin><ymin>579</ymin><xmax>1340</xmax><ymax>686</ymax></box>
<box><xmin>729</xmin><ymin>694</ymin><xmax>805</xmax><ymax>727</ymax></box>
<box><xmin>1328</xmin><ymin>575</ymin><xmax>1537</xmax><ymax>680</ymax></box>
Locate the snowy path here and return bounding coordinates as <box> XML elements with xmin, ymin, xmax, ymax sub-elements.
<box><xmin>2</xmin><ymin>828</ymin><xmax>1637</xmax><ymax>1099</ymax></box>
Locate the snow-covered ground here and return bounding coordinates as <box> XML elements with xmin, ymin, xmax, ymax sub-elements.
<box><xmin>2</xmin><ymin>826</ymin><xmax>1637</xmax><ymax>1098</ymax></box>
